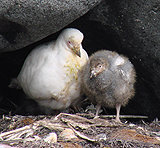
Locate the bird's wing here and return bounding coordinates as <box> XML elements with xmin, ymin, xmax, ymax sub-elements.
<box><xmin>7</xmin><ymin>43</ymin><xmax>54</xmax><ymax>89</ymax></box>
<box><xmin>118</xmin><ymin>62</ymin><xmax>133</xmax><ymax>83</ymax></box>
<box><xmin>113</xmin><ymin>55</ymin><xmax>130</xmax><ymax>82</ymax></box>
<box><xmin>16</xmin><ymin>41</ymin><xmax>56</xmax><ymax>88</ymax></box>
<box><xmin>22</xmin><ymin>41</ymin><xmax>56</xmax><ymax>71</ymax></box>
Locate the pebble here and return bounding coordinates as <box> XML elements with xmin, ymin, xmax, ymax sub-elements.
<box><xmin>59</xmin><ymin>128</ymin><xmax>77</xmax><ymax>140</ymax></box>
<box><xmin>43</xmin><ymin>132</ymin><xmax>57</xmax><ymax>143</ymax></box>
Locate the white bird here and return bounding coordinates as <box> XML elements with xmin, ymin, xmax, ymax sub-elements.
<box><xmin>9</xmin><ymin>28</ymin><xmax>88</xmax><ymax>111</ymax></box>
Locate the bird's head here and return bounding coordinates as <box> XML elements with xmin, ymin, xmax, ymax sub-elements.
<box><xmin>90</xmin><ymin>58</ymin><xmax>109</xmax><ymax>78</ymax></box>
<box><xmin>61</xmin><ymin>28</ymin><xmax>84</xmax><ymax>57</ymax></box>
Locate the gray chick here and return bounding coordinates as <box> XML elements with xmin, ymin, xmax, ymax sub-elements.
<box><xmin>82</xmin><ymin>50</ymin><xmax>136</xmax><ymax>122</ymax></box>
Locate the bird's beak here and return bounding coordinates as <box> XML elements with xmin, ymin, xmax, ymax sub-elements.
<box><xmin>90</xmin><ymin>69</ymin><xmax>96</xmax><ymax>78</ymax></box>
<box><xmin>72</xmin><ymin>46</ymin><xmax>81</xmax><ymax>57</ymax></box>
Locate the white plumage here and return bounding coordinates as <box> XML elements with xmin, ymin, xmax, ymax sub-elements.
<box><xmin>9</xmin><ymin>28</ymin><xmax>88</xmax><ymax>110</ymax></box>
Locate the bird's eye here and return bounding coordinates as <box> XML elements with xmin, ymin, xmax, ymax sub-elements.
<box><xmin>98</xmin><ymin>65</ymin><xmax>102</xmax><ymax>68</ymax></box>
<box><xmin>68</xmin><ymin>41</ymin><xmax>71</xmax><ymax>44</ymax></box>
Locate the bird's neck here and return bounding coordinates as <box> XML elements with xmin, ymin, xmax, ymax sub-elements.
<box><xmin>55</xmin><ymin>39</ymin><xmax>68</xmax><ymax>53</ymax></box>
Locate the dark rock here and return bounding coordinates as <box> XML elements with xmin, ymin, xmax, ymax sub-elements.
<box><xmin>0</xmin><ymin>0</ymin><xmax>101</xmax><ymax>52</ymax></box>
<box><xmin>86</xmin><ymin>0</ymin><xmax>160</xmax><ymax>120</ymax></box>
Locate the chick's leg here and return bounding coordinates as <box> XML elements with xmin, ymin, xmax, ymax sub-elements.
<box><xmin>94</xmin><ymin>104</ymin><xmax>101</xmax><ymax>119</ymax></box>
<box><xmin>115</xmin><ymin>103</ymin><xmax>121</xmax><ymax>122</ymax></box>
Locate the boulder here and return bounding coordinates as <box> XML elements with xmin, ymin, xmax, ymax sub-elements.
<box><xmin>85</xmin><ymin>0</ymin><xmax>160</xmax><ymax>120</ymax></box>
<box><xmin>0</xmin><ymin>0</ymin><xmax>101</xmax><ymax>52</ymax></box>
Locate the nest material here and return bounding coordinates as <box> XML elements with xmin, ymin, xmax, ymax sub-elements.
<box><xmin>0</xmin><ymin>113</ymin><xmax>160</xmax><ymax>147</ymax></box>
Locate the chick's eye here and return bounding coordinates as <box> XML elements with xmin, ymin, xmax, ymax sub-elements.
<box><xmin>98</xmin><ymin>65</ymin><xmax>102</xmax><ymax>68</ymax></box>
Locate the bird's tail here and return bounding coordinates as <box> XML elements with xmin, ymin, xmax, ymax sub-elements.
<box><xmin>8</xmin><ymin>78</ymin><xmax>21</xmax><ymax>89</ymax></box>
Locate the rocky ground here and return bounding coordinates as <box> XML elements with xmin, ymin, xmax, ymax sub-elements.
<box><xmin>1</xmin><ymin>0</ymin><xmax>160</xmax><ymax>125</ymax></box>
<box><xmin>0</xmin><ymin>106</ymin><xmax>160</xmax><ymax>148</ymax></box>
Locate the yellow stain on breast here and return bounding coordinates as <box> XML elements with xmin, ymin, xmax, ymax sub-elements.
<box><xmin>64</xmin><ymin>53</ymin><xmax>82</xmax><ymax>81</ymax></box>
<box><xmin>58</xmin><ymin>53</ymin><xmax>83</xmax><ymax>99</ymax></box>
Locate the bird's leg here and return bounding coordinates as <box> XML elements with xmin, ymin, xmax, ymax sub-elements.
<box><xmin>115</xmin><ymin>103</ymin><xmax>121</xmax><ymax>122</ymax></box>
<box><xmin>94</xmin><ymin>104</ymin><xmax>101</xmax><ymax>119</ymax></box>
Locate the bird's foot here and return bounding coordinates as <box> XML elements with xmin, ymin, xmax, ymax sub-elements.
<box><xmin>115</xmin><ymin>118</ymin><xmax>122</xmax><ymax>123</ymax></box>
<box><xmin>111</xmin><ymin>117</ymin><xmax>123</xmax><ymax>124</ymax></box>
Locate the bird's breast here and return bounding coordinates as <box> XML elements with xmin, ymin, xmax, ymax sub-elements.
<box><xmin>64</xmin><ymin>54</ymin><xmax>82</xmax><ymax>81</ymax></box>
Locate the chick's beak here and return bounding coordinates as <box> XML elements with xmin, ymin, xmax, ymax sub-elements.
<box><xmin>90</xmin><ymin>69</ymin><xmax>96</xmax><ymax>78</ymax></box>
<box><xmin>72</xmin><ymin>46</ymin><xmax>81</xmax><ymax>57</ymax></box>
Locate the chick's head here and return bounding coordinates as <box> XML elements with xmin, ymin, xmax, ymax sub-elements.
<box><xmin>90</xmin><ymin>58</ymin><xmax>109</xmax><ymax>78</ymax></box>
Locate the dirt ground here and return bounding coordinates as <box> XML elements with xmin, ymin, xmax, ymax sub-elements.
<box><xmin>0</xmin><ymin>110</ymin><xmax>160</xmax><ymax>148</ymax></box>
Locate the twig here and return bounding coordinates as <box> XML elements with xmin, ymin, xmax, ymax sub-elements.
<box><xmin>36</xmin><ymin>120</ymin><xmax>67</xmax><ymax>131</ymax></box>
<box><xmin>141</xmin><ymin>120</ymin><xmax>148</xmax><ymax>126</ymax></box>
<box><xmin>6</xmin><ymin>98</ymin><xmax>19</xmax><ymax>109</ymax></box>
<box><xmin>0</xmin><ymin>122</ymin><xmax>39</xmax><ymax>141</ymax></box>
<box><xmin>55</xmin><ymin>113</ymin><xmax>94</xmax><ymax>123</ymax></box>
<box><xmin>0</xmin><ymin>125</ymin><xmax>32</xmax><ymax>139</ymax></box>
<box><xmin>100</xmin><ymin>115</ymin><xmax>148</xmax><ymax>119</ymax></box>
<box><xmin>61</xmin><ymin>117</ymin><xmax>92</xmax><ymax>129</ymax></box>
<box><xmin>67</xmin><ymin>123</ymin><xmax>96</xmax><ymax>142</ymax></box>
